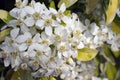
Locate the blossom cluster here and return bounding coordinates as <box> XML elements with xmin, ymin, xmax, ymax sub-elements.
<box><xmin>0</xmin><ymin>0</ymin><xmax>120</xmax><ymax>80</ymax></box>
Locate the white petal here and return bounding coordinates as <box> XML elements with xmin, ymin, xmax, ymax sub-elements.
<box><xmin>16</xmin><ymin>35</ymin><xmax>26</xmax><ymax>43</ymax></box>
<box><xmin>28</xmin><ymin>50</ymin><xmax>36</xmax><ymax>58</ymax></box>
<box><xmin>41</xmin><ymin>32</ymin><xmax>47</xmax><ymax>39</ymax></box>
<box><xmin>34</xmin><ymin>43</ymin><xmax>44</xmax><ymax>51</ymax></box>
<box><xmin>24</xmin><ymin>32</ymin><xmax>32</xmax><ymax>39</ymax></box>
<box><xmin>62</xmin><ymin>52</ymin><xmax>69</xmax><ymax>57</ymax></box>
<box><xmin>10</xmin><ymin>8</ymin><xmax>19</xmax><ymax>18</ymax></box>
<box><xmin>59</xmin><ymin>3</ymin><xmax>66</xmax><ymax>12</ymax></box>
<box><xmin>35</xmin><ymin>20</ymin><xmax>44</xmax><ymax>29</ymax></box>
<box><xmin>111</xmin><ymin>44</ymin><xmax>119</xmax><ymax>52</ymax></box>
<box><xmin>33</xmin><ymin>33</ymin><xmax>41</xmax><ymax>42</ymax></box>
<box><xmin>17</xmin><ymin>32</ymin><xmax>31</xmax><ymax>43</ymax></box>
<box><xmin>24</xmin><ymin>17</ymin><xmax>35</xmax><ymax>27</ymax></box>
<box><xmin>19</xmin><ymin>43</ymin><xmax>27</xmax><ymax>51</ymax></box>
<box><xmin>90</xmin><ymin>23</ymin><xmax>99</xmax><ymax>35</ymax></box>
<box><xmin>21</xmin><ymin>24</ymin><xmax>29</xmax><ymax>32</ymax></box>
<box><xmin>24</xmin><ymin>6</ymin><xmax>34</xmax><ymax>14</ymax></box>
<box><xmin>58</xmin><ymin>52</ymin><xmax>62</xmax><ymax>58</ymax></box>
<box><xmin>117</xmin><ymin>9</ymin><xmax>120</xmax><ymax>17</ymax></box>
<box><xmin>10</xmin><ymin>28</ymin><xmax>20</xmax><ymax>38</ymax></box>
<box><xmin>8</xmin><ymin>20</ymin><xmax>18</xmax><ymax>27</ymax></box>
<box><xmin>49</xmin><ymin>8</ymin><xmax>57</xmax><ymax>14</ymax></box>
<box><xmin>77</xmin><ymin>42</ymin><xmax>85</xmax><ymax>49</ymax></box>
<box><xmin>34</xmin><ymin>3</ymin><xmax>41</xmax><ymax>12</ymax></box>
<box><xmin>22</xmin><ymin>0</ymin><xmax>28</xmax><ymax>7</ymax></box>
<box><xmin>4</xmin><ymin>58</ymin><xmax>10</xmax><ymax>67</ymax></box>
<box><xmin>20</xmin><ymin>10</ymin><xmax>27</xmax><ymax>18</ymax></box>
<box><xmin>85</xmin><ymin>19</ymin><xmax>90</xmax><ymax>26</ymax></box>
<box><xmin>62</xmin><ymin>16</ymin><xmax>71</xmax><ymax>24</ymax></box>
<box><xmin>15</xmin><ymin>32</ymin><xmax>31</xmax><ymax>43</ymax></box>
<box><xmin>45</xmin><ymin>27</ymin><xmax>52</xmax><ymax>36</ymax></box>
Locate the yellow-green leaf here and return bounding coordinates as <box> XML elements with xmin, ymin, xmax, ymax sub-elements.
<box><xmin>102</xmin><ymin>44</ymin><xmax>115</xmax><ymax>65</ymax></box>
<box><xmin>76</xmin><ymin>48</ymin><xmax>98</xmax><ymax>61</ymax></box>
<box><xmin>0</xmin><ymin>10</ymin><xmax>13</xmax><ymax>23</ymax></box>
<box><xmin>0</xmin><ymin>28</ymin><xmax>11</xmax><ymax>42</ymax></box>
<box><xmin>50</xmin><ymin>1</ymin><xmax>56</xmax><ymax>9</ymax></box>
<box><xmin>112</xmin><ymin>22</ymin><xmax>120</xmax><ymax>34</ymax></box>
<box><xmin>113</xmin><ymin>50</ymin><xmax>120</xmax><ymax>58</ymax></box>
<box><xmin>58</xmin><ymin>0</ymin><xmax>78</xmax><ymax>8</ymax></box>
<box><xmin>64</xmin><ymin>10</ymin><xmax>71</xmax><ymax>16</ymax></box>
<box><xmin>11</xmin><ymin>69</ymin><xmax>34</xmax><ymax>80</ymax></box>
<box><xmin>39</xmin><ymin>77</ymin><xmax>48</xmax><ymax>80</ymax></box>
<box><xmin>86</xmin><ymin>0</ymin><xmax>98</xmax><ymax>14</ymax></box>
<box><xmin>11</xmin><ymin>69</ymin><xmax>23</xmax><ymax>80</ymax></box>
<box><xmin>105</xmin><ymin>0</ymin><xmax>118</xmax><ymax>25</ymax></box>
<box><xmin>49</xmin><ymin>76</ymin><xmax>56</xmax><ymax>80</ymax></box>
<box><xmin>105</xmin><ymin>62</ymin><xmax>117</xmax><ymax>80</ymax></box>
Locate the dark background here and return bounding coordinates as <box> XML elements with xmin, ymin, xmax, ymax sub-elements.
<box><xmin>0</xmin><ymin>0</ymin><xmax>15</xmax><ymax>11</ymax></box>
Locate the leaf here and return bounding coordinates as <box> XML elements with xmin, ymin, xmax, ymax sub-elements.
<box><xmin>112</xmin><ymin>22</ymin><xmax>120</xmax><ymax>34</ymax></box>
<box><xmin>39</xmin><ymin>77</ymin><xmax>48</xmax><ymax>80</ymax></box>
<box><xmin>105</xmin><ymin>0</ymin><xmax>118</xmax><ymax>25</ymax></box>
<box><xmin>49</xmin><ymin>76</ymin><xmax>56</xmax><ymax>80</ymax></box>
<box><xmin>0</xmin><ymin>28</ymin><xmax>11</xmax><ymax>43</ymax></box>
<box><xmin>58</xmin><ymin>0</ymin><xmax>78</xmax><ymax>8</ymax></box>
<box><xmin>102</xmin><ymin>44</ymin><xmax>115</xmax><ymax>65</ymax></box>
<box><xmin>49</xmin><ymin>1</ymin><xmax>56</xmax><ymax>9</ymax></box>
<box><xmin>105</xmin><ymin>62</ymin><xmax>117</xmax><ymax>80</ymax></box>
<box><xmin>11</xmin><ymin>69</ymin><xmax>34</xmax><ymax>80</ymax></box>
<box><xmin>76</xmin><ymin>48</ymin><xmax>98</xmax><ymax>61</ymax></box>
<box><xmin>86</xmin><ymin>0</ymin><xmax>98</xmax><ymax>14</ymax></box>
<box><xmin>64</xmin><ymin>10</ymin><xmax>71</xmax><ymax>16</ymax></box>
<box><xmin>0</xmin><ymin>10</ymin><xmax>13</xmax><ymax>23</ymax></box>
<box><xmin>113</xmin><ymin>50</ymin><xmax>120</xmax><ymax>58</ymax></box>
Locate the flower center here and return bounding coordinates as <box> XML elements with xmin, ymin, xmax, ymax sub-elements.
<box><xmin>1</xmin><ymin>51</ymin><xmax>7</xmax><ymax>59</ymax></box>
<box><xmin>55</xmin><ymin>35</ymin><xmax>61</xmax><ymax>42</ymax></box>
<box><xmin>26</xmin><ymin>38</ymin><xmax>32</xmax><ymax>45</ymax></box>
<box><xmin>15</xmin><ymin>0</ymin><xmax>22</xmax><ymax>8</ymax></box>
<box><xmin>75</xmin><ymin>30</ymin><xmax>81</xmax><ymax>37</ymax></box>
<box><xmin>36</xmin><ymin>50</ymin><xmax>43</xmax><ymax>56</ymax></box>
<box><xmin>60</xmin><ymin>45</ymin><xmax>66</xmax><ymax>52</ymax></box>
<box><xmin>33</xmin><ymin>12</ymin><xmax>41</xmax><ymax>19</ymax></box>
<box><xmin>45</xmin><ymin>19</ymin><xmax>52</xmax><ymax>26</ymax></box>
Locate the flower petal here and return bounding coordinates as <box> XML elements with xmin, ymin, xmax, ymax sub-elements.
<box><xmin>10</xmin><ymin>28</ymin><xmax>20</xmax><ymax>39</ymax></box>
<box><xmin>59</xmin><ymin>3</ymin><xmax>66</xmax><ymax>12</ymax></box>
<box><xmin>36</xmin><ymin>20</ymin><xmax>44</xmax><ymax>29</ymax></box>
<box><xmin>4</xmin><ymin>58</ymin><xmax>10</xmax><ymax>67</ymax></box>
<box><xmin>24</xmin><ymin>17</ymin><xmax>35</xmax><ymax>27</ymax></box>
<box><xmin>10</xmin><ymin>8</ymin><xmax>19</xmax><ymax>18</ymax></box>
<box><xmin>45</xmin><ymin>27</ymin><xmax>52</xmax><ymax>36</ymax></box>
<box><xmin>18</xmin><ymin>43</ymin><xmax>27</xmax><ymax>51</ymax></box>
<box><xmin>22</xmin><ymin>0</ymin><xmax>28</xmax><ymax>7</ymax></box>
<box><xmin>24</xmin><ymin>6</ymin><xmax>34</xmax><ymax>15</ymax></box>
<box><xmin>33</xmin><ymin>33</ymin><xmax>41</xmax><ymax>42</ymax></box>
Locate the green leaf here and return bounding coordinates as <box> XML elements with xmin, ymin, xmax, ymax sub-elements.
<box><xmin>49</xmin><ymin>76</ymin><xmax>56</xmax><ymax>80</ymax></box>
<box><xmin>76</xmin><ymin>48</ymin><xmax>98</xmax><ymax>61</ymax></box>
<box><xmin>85</xmin><ymin>0</ymin><xmax>98</xmax><ymax>14</ymax></box>
<box><xmin>105</xmin><ymin>62</ymin><xmax>117</xmax><ymax>80</ymax></box>
<box><xmin>58</xmin><ymin>0</ymin><xmax>78</xmax><ymax>8</ymax></box>
<box><xmin>112</xmin><ymin>22</ymin><xmax>120</xmax><ymax>34</ymax></box>
<box><xmin>64</xmin><ymin>10</ymin><xmax>71</xmax><ymax>16</ymax></box>
<box><xmin>113</xmin><ymin>50</ymin><xmax>120</xmax><ymax>58</ymax></box>
<box><xmin>0</xmin><ymin>10</ymin><xmax>13</xmax><ymax>23</ymax></box>
<box><xmin>11</xmin><ymin>69</ymin><xmax>34</xmax><ymax>80</ymax></box>
<box><xmin>102</xmin><ymin>44</ymin><xmax>115</xmax><ymax>65</ymax></box>
<box><xmin>49</xmin><ymin>1</ymin><xmax>56</xmax><ymax>9</ymax></box>
<box><xmin>0</xmin><ymin>28</ymin><xmax>11</xmax><ymax>43</ymax></box>
<box><xmin>105</xmin><ymin>0</ymin><xmax>118</xmax><ymax>25</ymax></box>
<box><xmin>39</xmin><ymin>77</ymin><xmax>48</xmax><ymax>80</ymax></box>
